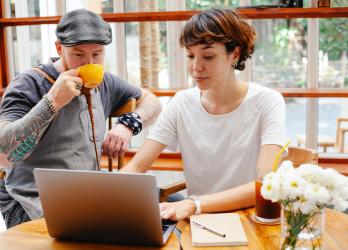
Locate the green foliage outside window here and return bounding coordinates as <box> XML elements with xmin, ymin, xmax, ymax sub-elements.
<box><xmin>187</xmin><ymin>0</ymin><xmax>240</xmax><ymax>9</ymax></box>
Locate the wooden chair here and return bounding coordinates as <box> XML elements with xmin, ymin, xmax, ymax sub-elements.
<box><xmin>282</xmin><ymin>146</ymin><xmax>318</xmax><ymax>166</ymax></box>
<box><xmin>296</xmin><ymin>134</ymin><xmax>334</xmax><ymax>153</ymax></box>
<box><xmin>336</xmin><ymin>117</ymin><xmax>348</xmax><ymax>153</ymax></box>
<box><xmin>158</xmin><ymin>146</ymin><xmax>318</xmax><ymax>202</ymax></box>
<box><xmin>297</xmin><ymin>117</ymin><xmax>348</xmax><ymax>153</ymax></box>
<box><xmin>106</xmin><ymin>98</ymin><xmax>136</xmax><ymax>172</ymax></box>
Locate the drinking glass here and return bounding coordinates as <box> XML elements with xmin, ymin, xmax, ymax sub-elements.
<box><xmin>255</xmin><ymin>179</ymin><xmax>280</xmax><ymax>224</ymax></box>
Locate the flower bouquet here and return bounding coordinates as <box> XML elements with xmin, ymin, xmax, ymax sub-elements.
<box><xmin>261</xmin><ymin>161</ymin><xmax>348</xmax><ymax>250</ymax></box>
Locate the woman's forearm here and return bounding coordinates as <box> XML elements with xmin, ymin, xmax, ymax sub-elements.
<box><xmin>121</xmin><ymin>139</ymin><xmax>166</xmax><ymax>173</ymax></box>
<box><xmin>199</xmin><ymin>182</ymin><xmax>255</xmax><ymax>213</ymax></box>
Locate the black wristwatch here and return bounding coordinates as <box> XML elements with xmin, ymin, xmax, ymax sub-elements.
<box><xmin>117</xmin><ymin>112</ymin><xmax>142</xmax><ymax>136</ymax></box>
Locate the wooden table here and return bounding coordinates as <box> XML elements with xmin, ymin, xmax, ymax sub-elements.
<box><xmin>179</xmin><ymin>207</ymin><xmax>348</xmax><ymax>250</ymax></box>
<box><xmin>1</xmin><ymin>208</ymin><xmax>347</xmax><ymax>250</ymax></box>
<box><xmin>0</xmin><ymin>218</ymin><xmax>180</xmax><ymax>250</ymax></box>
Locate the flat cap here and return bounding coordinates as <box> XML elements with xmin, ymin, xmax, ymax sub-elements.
<box><xmin>56</xmin><ymin>9</ymin><xmax>112</xmax><ymax>46</ymax></box>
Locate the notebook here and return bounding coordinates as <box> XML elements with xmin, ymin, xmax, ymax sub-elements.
<box><xmin>190</xmin><ymin>213</ymin><xmax>248</xmax><ymax>247</ymax></box>
<box><xmin>33</xmin><ymin>168</ymin><xmax>176</xmax><ymax>246</ymax></box>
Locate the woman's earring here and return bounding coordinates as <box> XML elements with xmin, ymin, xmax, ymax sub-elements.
<box><xmin>232</xmin><ymin>62</ymin><xmax>236</xmax><ymax>68</ymax></box>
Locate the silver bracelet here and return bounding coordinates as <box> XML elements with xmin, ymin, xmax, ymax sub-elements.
<box><xmin>188</xmin><ymin>195</ymin><xmax>201</xmax><ymax>215</ymax></box>
<box><xmin>43</xmin><ymin>94</ymin><xmax>57</xmax><ymax>115</ymax></box>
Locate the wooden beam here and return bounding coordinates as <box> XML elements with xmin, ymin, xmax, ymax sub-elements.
<box><xmin>319</xmin><ymin>154</ymin><xmax>348</xmax><ymax>176</ymax></box>
<box><xmin>237</xmin><ymin>7</ymin><xmax>348</xmax><ymax>19</ymax></box>
<box><xmin>277</xmin><ymin>88</ymin><xmax>348</xmax><ymax>98</ymax></box>
<box><xmin>148</xmin><ymin>88</ymin><xmax>182</xmax><ymax>97</ymax></box>
<box><xmin>0</xmin><ymin>8</ymin><xmax>347</xmax><ymax>26</ymax></box>
<box><xmin>100</xmin><ymin>151</ymin><xmax>348</xmax><ymax>175</ymax></box>
<box><xmin>2</xmin><ymin>86</ymin><xmax>348</xmax><ymax>98</ymax></box>
<box><xmin>150</xmin><ymin>88</ymin><xmax>348</xmax><ymax>98</ymax></box>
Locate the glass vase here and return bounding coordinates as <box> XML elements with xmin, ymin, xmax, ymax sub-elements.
<box><xmin>280</xmin><ymin>206</ymin><xmax>325</xmax><ymax>250</ymax></box>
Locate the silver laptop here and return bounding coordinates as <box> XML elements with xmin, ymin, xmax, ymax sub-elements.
<box><xmin>33</xmin><ymin>168</ymin><xmax>176</xmax><ymax>246</ymax></box>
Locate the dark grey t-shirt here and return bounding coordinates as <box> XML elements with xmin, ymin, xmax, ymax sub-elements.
<box><xmin>0</xmin><ymin>59</ymin><xmax>141</xmax><ymax>219</ymax></box>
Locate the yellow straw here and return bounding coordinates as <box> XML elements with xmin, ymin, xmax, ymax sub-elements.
<box><xmin>272</xmin><ymin>140</ymin><xmax>290</xmax><ymax>172</ymax></box>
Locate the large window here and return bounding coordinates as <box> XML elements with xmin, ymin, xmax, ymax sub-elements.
<box><xmin>3</xmin><ymin>0</ymin><xmax>348</xmax><ymax>154</ymax></box>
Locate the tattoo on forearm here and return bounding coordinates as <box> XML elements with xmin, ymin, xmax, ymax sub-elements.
<box><xmin>0</xmin><ymin>97</ymin><xmax>55</xmax><ymax>164</ymax></box>
<box><xmin>8</xmin><ymin>134</ymin><xmax>36</xmax><ymax>162</ymax></box>
<box><xmin>135</xmin><ymin>91</ymin><xmax>162</xmax><ymax>127</ymax></box>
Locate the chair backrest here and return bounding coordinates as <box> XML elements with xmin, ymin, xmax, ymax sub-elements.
<box><xmin>282</xmin><ymin>146</ymin><xmax>318</xmax><ymax>167</ymax></box>
<box><xmin>335</xmin><ymin>117</ymin><xmax>348</xmax><ymax>152</ymax></box>
<box><xmin>107</xmin><ymin>98</ymin><xmax>136</xmax><ymax>171</ymax></box>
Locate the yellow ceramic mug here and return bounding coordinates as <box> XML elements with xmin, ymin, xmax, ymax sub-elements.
<box><xmin>76</xmin><ymin>64</ymin><xmax>104</xmax><ymax>88</ymax></box>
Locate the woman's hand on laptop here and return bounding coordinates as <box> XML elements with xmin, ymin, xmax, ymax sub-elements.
<box><xmin>159</xmin><ymin>200</ymin><xmax>196</xmax><ymax>221</ymax></box>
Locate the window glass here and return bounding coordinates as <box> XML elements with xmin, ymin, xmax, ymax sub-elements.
<box><xmin>252</xmin><ymin>19</ymin><xmax>307</xmax><ymax>88</ymax></box>
<box><xmin>186</xmin><ymin>0</ymin><xmax>240</xmax><ymax>9</ymax></box>
<box><xmin>125</xmin><ymin>22</ymin><xmax>140</xmax><ymax>85</ymax></box>
<box><xmin>126</xmin><ymin>21</ymin><xmax>170</xmax><ymax>88</ymax></box>
<box><xmin>250</xmin><ymin>0</ymin><xmax>278</xmax><ymax>6</ymax></box>
<box><xmin>331</xmin><ymin>0</ymin><xmax>348</xmax><ymax>7</ymax></box>
<box><xmin>125</xmin><ymin>1</ymin><xmax>169</xmax><ymax>88</ymax></box>
<box><xmin>318</xmin><ymin>18</ymin><xmax>348</xmax><ymax>89</ymax></box>
<box><xmin>285</xmin><ymin>98</ymin><xmax>306</xmax><ymax>148</ymax></box>
<box><xmin>124</xmin><ymin>0</ymin><xmax>166</xmax><ymax>12</ymax></box>
<box><xmin>318</xmin><ymin>16</ymin><xmax>348</xmax><ymax>154</ymax></box>
<box><xmin>101</xmin><ymin>0</ymin><xmax>113</xmax><ymax>12</ymax></box>
<box><xmin>318</xmin><ymin>98</ymin><xmax>343</xmax><ymax>153</ymax></box>
<box><xmin>10</xmin><ymin>0</ymin><xmax>45</xmax><ymax>75</ymax></box>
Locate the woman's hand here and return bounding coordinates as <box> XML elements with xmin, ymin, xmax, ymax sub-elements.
<box><xmin>160</xmin><ymin>199</ymin><xmax>196</xmax><ymax>221</ymax></box>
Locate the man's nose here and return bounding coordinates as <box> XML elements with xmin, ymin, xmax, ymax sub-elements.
<box><xmin>86</xmin><ymin>55</ymin><xmax>94</xmax><ymax>65</ymax></box>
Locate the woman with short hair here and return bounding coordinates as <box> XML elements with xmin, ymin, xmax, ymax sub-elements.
<box><xmin>123</xmin><ymin>9</ymin><xmax>287</xmax><ymax>221</ymax></box>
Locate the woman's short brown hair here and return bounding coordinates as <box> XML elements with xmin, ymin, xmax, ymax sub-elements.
<box><xmin>180</xmin><ymin>9</ymin><xmax>256</xmax><ymax>71</ymax></box>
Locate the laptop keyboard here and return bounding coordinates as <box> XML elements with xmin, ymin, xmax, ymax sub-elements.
<box><xmin>162</xmin><ymin>224</ymin><xmax>171</xmax><ymax>234</ymax></box>
<box><xmin>162</xmin><ymin>219</ymin><xmax>176</xmax><ymax>234</ymax></box>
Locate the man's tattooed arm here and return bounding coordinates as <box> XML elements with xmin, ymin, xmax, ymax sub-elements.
<box><xmin>0</xmin><ymin>96</ymin><xmax>55</xmax><ymax>167</ymax></box>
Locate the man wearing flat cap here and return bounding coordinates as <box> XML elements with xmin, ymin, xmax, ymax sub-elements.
<box><xmin>0</xmin><ymin>9</ymin><xmax>161</xmax><ymax>228</ymax></box>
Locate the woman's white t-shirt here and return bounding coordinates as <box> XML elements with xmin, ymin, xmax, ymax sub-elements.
<box><xmin>148</xmin><ymin>83</ymin><xmax>287</xmax><ymax>196</ymax></box>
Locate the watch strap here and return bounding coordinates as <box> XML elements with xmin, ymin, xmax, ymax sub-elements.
<box><xmin>188</xmin><ymin>195</ymin><xmax>201</xmax><ymax>215</ymax></box>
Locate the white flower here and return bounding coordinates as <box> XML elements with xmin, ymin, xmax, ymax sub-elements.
<box><xmin>262</xmin><ymin>161</ymin><xmax>348</xmax><ymax>214</ymax></box>
<box><xmin>323</xmin><ymin>169</ymin><xmax>347</xmax><ymax>195</ymax></box>
<box><xmin>278</xmin><ymin>160</ymin><xmax>295</xmax><ymax>173</ymax></box>
<box><xmin>299</xmin><ymin>197</ymin><xmax>316</xmax><ymax>214</ymax></box>
<box><xmin>303</xmin><ymin>183</ymin><xmax>330</xmax><ymax>205</ymax></box>
<box><xmin>261</xmin><ymin>178</ymin><xmax>281</xmax><ymax>202</ymax></box>
<box><xmin>263</xmin><ymin>171</ymin><xmax>279</xmax><ymax>182</ymax></box>
<box><xmin>333</xmin><ymin>198</ymin><xmax>348</xmax><ymax>212</ymax></box>
<box><xmin>282</xmin><ymin>174</ymin><xmax>306</xmax><ymax>200</ymax></box>
<box><xmin>297</xmin><ymin>164</ymin><xmax>324</xmax><ymax>184</ymax></box>
<box><xmin>339</xmin><ymin>182</ymin><xmax>348</xmax><ymax>200</ymax></box>
<box><xmin>292</xmin><ymin>201</ymin><xmax>301</xmax><ymax>211</ymax></box>
<box><xmin>331</xmin><ymin>193</ymin><xmax>348</xmax><ymax>212</ymax></box>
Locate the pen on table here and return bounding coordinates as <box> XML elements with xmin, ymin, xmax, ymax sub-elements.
<box><xmin>192</xmin><ymin>220</ymin><xmax>226</xmax><ymax>238</ymax></box>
